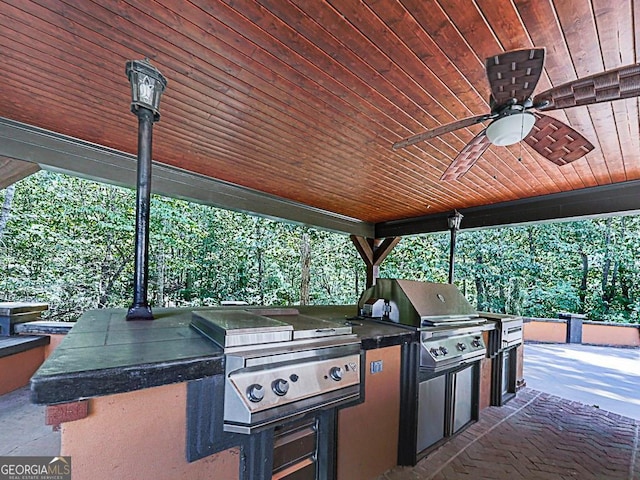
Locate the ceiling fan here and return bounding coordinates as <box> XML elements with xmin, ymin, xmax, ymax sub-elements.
<box><xmin>392</xmin><ymin>48</ymin><xmax>640</xmax><ymax>181</ymax></box>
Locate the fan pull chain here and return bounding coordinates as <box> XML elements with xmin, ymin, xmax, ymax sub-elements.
<box><xmin>519</xmin><ymin>141</ymin><xmax>522</xmax><ymax>162</ymax></box>
<box><xmin>518</xmin><ymin>113</ymin><xmax>524</xmax><ymax>162</ymax></box>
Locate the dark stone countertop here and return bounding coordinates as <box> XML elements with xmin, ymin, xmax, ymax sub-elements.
<box><xmin>30</xmin><ymin>306</ymin><xmax>412</xmax><ymax>405</ymax></box>
<box><xmin>14</xmin><ymin>321</ymin><xmax>75</xmax><ymax>335</ymax></box>
<box><xmin>294</xmin><ymin>304</ymin><xmax>415</xmax><ymax>349</ymax></box>
<box><xmin>0</xmin><ymin>335</ymin><xmax>50</xmax><ymax>359</ymax></box>
<box><xmin>30</xmin><ymin>308</ymin><xmax>225</xmax><ymax>405</ymax></box>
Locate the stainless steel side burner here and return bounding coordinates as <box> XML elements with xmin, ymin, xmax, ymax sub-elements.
<box><xmin>191</xmin><ymin>308</ymin><xmax>361</xmax><ymax>434</ymax></box>
<box><xmin>482</xmin><ymin>312</ymin><xmax>523</xmax><ymax>406</ymax></box>
<box><xmin>483</xmin><ymin>312</ymin><xmax>523</xmax><ymax>355</ymax></box>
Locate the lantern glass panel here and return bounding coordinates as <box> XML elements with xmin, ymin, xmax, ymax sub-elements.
<box><xmin>126</xmin><ymin>59</ymin><xmax>167</xmax><ymax>119</ymax></box>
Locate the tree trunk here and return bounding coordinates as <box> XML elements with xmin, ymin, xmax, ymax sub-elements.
<box><xmin>0</xmin><ymin>184</ymin><xmax>16</xmax><ymax>242</ymax></box>
<box><xmin>527</xmin><ymin>226</ymin><xmax>535</xmax><ymax>257</ymax></box>
<box><xmin>475</xmin><ymin>254</ymin><xmax>485</xmax><ymax>311</ymax></box>
<box><xmin>156</xmin><ymin>241</ymin><xmax>165</xmax><ymax>307</ymax></box>
<box><xmin>255</xmin><ymin>220</ymin><xmax>264</xmax><ymax>305</ymax></box>
<box><xmin>98</xmin><ymin>241</ymin><xmax>129</xmax><ymax>308</ymax></box>
<box><xmin>578</xmin><ymin>252</ymin><xmax>588</xmax><ymax>314</ymax></box>
<box><xmin>299</xmin><ymin>232</ymin><xmax>311</xmax><ymax>305</ymax></box>
<box><xmin>601</xmin><ymin>218</ymin><xmax>613</xmax><ymax>311</ymax></box>
<box><xmin>618</xmin><ymin>217</ymin><xmax>631</xmax><ymax>313</ymax></box>
<box><xmin>601</xmin><ymin>218</ymin><xmax>611</xmax><ymax>288</ymax></box>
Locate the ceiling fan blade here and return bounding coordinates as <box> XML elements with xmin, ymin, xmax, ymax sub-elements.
<box><xmin>486</xmin><ymin>48</ymin><xmax>545</xmax><ymax>107</ymax></box>
<box><xmin>524</xmin><ymin>113</ymin><xmax>594</xmax><ymax>165</ymax></box>
<box><xmin>392</xmin><ymin>114</ymin><xmax>491</xmax><ymax>150</ymax></box>
<box><xmin>534</xmin><ymin>63</ymin><xmax>640</xmax><ymax>110</ymax></box>
<box><xmin>440</xmin><ymin>130</ymin><xmax>491</xmax><ymax>181</ymax></box>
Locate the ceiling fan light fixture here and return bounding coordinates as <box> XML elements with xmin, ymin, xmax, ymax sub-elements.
<box><xmin>485</xmin><ymin>112</ymin><xmax>535</xmax><ymax>146</ymax></box>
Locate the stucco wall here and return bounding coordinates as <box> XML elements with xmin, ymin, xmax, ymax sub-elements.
<box><xmin>524</xmin><ymin>319</ymin><xmax>639</xmax><ymax>347</ymax></box>
<box><xmin>0</xmin><ymin>346</ymin><xmax>45</xmax><ymax>395</ymax></box>
<box><xmin>523</xmin><ymin>320</ymin><xmax>566</xmax><ymax>343</ymax></box>
<box><xmin>479</xmin><ymin>356</ymin><xmax>492</xmax><ymax>411</ymax></box>
<box><xmin>582</xmin><ymin>323</ymin><xmax>640</xmax><ymax>347</ymax></box>
<box><xmin>337</xmin><ymin>345</ymin><xmax>400</xmax><ymax>480</ymax></box>
<box><xmin>61</xmin><ymin>382</ymin><xmax>239</xmax><ymax>480</ymax></box>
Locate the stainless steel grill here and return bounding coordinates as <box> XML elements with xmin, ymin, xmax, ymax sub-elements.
<box><xmin>359</xmin><ymin>279</ymin><xmax>487</xmax><ymax>372</ymax></box>
<box><xmin>358</xmin><ymin>278</ymin><xmax>489</xmax><ymax>464</ymax></box>
<box><xmin>191</xmin><ymin>308</ymin><xmax>361</xmax><ymax>435</ymax></box>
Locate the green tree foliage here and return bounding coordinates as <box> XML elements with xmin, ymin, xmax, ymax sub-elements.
<box><xmin>0</xmin><ymin>172</ymin><xmax>363</xmax><ymax>320</ymax></box>
<box><xmin>1</xmin><ymin>171</ymin><xmax>638</xmax><ymax>323</ymax></box>
<box><xmin>381</xmin><ymin>220</ymin><xmax>639</xmax><ymax>323</ymax></box>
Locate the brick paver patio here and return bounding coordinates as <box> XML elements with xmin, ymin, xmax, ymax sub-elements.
<box><xmin>378</xmin><ymin>388</ymin><xmax>639</xmax><ymax>480</ymax></box>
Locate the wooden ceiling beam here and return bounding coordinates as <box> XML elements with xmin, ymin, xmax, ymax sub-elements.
<box><xmin>0</xmin><ymin>157</ymin><xmax>40</xmax><ymax>189</ymax></box>
<box><xmin>350</xmin><ymin>235</ymin><xmax>402</xmax><ymax>288</ymax></box>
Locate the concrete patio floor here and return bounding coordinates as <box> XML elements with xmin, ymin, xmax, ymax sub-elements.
<box><xmin>0</xmin><ymin>385</ymin><xmax>60</xmax><ymax>456</ymax></box>
<box><xmin>524</xmin><ymin>343</ymin><xmax>640</xmax><ymax>420</ymax></box>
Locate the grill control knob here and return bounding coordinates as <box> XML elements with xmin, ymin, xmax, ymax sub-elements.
<box><xmin>329</xmin><ymin>366</ymin><xmax>344</xmax><ymax>381</ymax></box>
<box><xmin>272</xmin><ymin>378</ymin><xmax>289</xmax><ymax>396</ymax></box>
<box><xmin>439</xmin><ymin>346</ymin><xmax>448</xmax><ymax>355</ymax></box>
<box><xmin>471</xmin><ymin>338</ymin><xmax>482</xmax><ymax>348</ymax></box>
<box><xmin>246</xmin><ymin>384</ymin><xmax>265</xmax><ymax>403</ymax></box>
<box><xmin>430</xmin><ymin>347</ymin><xmax>440</xmax><ymax>357</ymax></box>
<box><xmin>456</xmin><ymin>342</ymin><xmax>467</xmax><ymax>351</ymax></box>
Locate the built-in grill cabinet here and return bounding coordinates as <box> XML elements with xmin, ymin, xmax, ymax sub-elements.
<box><xmin>483</xmin><ymin>313</ymin><xmax>524</xmax><ymax>406</ymax></box>
<box><xmin>272</xmin><ymin>417</ymin><xmax>318</xmax><ymax>480</ymax></box>
<box><xmin>187</xmin><ymin>307</ymin><xmax>362</xmax><ymax>480</ymax></box>
<box><xmin>359</xmin><ymin>279</ymin><xmax>488</xmax><ymax>466</ymax></box>
<box><xmin>416</xmin><ymin>362</ymin><xmax>480</xmax><ymax>453</ymax></box>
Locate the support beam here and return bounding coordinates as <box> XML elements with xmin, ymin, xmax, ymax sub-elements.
<box><xmin>375</xmin><ymin>180</ymin><xmax>640</xmax><ymax>237</ymax></box>
<box><xmin>350</xmin><ymin>236</ymin><xmax>401</xmax><ymax>288</ymax></box>
<box><xmin>0</xmin><ymin>157</ymin><xmax>39</xmax><ymax>189</ymax></box>
<box><xmin>0</xmin><ymin>118</ymin><xmax>374</xmax><ymax>237</ymax></box>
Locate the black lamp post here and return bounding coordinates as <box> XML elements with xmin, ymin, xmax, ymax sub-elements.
<box><xmin>447</xmin><ymin>210</ymin><xmax>463</xmax><ymax>284</ymax></box>
<box><xmin>125</xmin><ymin>58</ymin><xmax>167</xmax><ymax>321</ymax></box>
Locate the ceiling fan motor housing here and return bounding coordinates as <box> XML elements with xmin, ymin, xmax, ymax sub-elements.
<box><xmin>485</xmin><ymin>111</ymin><xmax>536</xmax><ymax>146</ymax></box>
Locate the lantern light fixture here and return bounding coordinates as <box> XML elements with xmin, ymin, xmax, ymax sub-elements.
<box><xmin>124</xmin><ymin>58</ymin><xmax>167</xmax><ymax>321</ymax></box>
<box><xmin>447</xmin><ymin>210</ymin><xmax>463</xmax><ymax>230</ymax></box>
<box><xmin>125</xmin><ymin>58</ymin><xmax>167</xmax><ymax>121</ymax></box>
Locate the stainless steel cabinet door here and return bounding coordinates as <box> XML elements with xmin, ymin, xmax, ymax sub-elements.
<box><xmin>452</xmin><ymin>365</ymin><xmax>474</xmax><ymax>434</ymax></box>
<box><xmin>416</xmin><ymin>374</ymin><xmax>447</xmax><ymax>453</ymax></box>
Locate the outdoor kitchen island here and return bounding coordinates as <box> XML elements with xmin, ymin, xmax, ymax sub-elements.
<box><xmin>29</xmin><ymin>305</ymin><xmax>414</xmax><ymax>480</ymax></box>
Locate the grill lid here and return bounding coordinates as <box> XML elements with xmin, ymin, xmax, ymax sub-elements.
<box><xmin>191</xmin><ymin>310</ymin><xmax>293</xmax><ymax>347</ymax></box>
<box><xmin>359</xmin><ymin>279</ymin><xmax>482</xmax><ymax>327</ymax></box>
<box><xmin>191</xmin><ymin>308</ymin><xmax>353</xmax><ymax>349</ymax></box>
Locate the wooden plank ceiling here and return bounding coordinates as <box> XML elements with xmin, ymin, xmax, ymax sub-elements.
<box><xmin>0</xmin><ymin>0</ymin><xmax>638</xmax><ymax>225</ymax></box>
